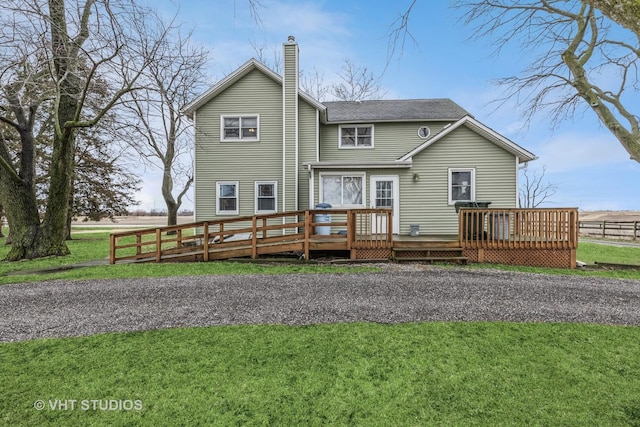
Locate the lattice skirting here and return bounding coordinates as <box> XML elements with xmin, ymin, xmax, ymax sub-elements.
<box><xmin>354</xmin><ymin>248</ymin><xmax>392</xmax><ymax>260</ymax></box>
<box><xmin>394</xmin><ymin>250</ymin><xmax>461</xmax><ymax>258</ymax></box>
<box><xmin>463</xmin><ymin>248</ymin><xmax>575</xmax><ymax>268</ymax></box>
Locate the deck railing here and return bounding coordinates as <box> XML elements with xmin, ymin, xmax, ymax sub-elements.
<box><xmin>458</xmin><ymin>208</ymin><xmax>579</xmax><ymax>249</ymax></box>
<box><xmin>109</xmin><ymin>208</ymin><xmax>393</xmax><ymax>264</ymax></box>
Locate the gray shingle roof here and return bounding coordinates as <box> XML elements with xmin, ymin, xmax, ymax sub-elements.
<box><xmin>322</xmin><ymin>99</ymin><xmax>469</xmax><ymax>123</ymax></box>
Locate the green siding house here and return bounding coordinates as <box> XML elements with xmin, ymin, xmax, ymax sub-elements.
<box><xmin>183</xmin><ymin>36</ymin><xmax>537</xmax><ymax>236</ymax></box>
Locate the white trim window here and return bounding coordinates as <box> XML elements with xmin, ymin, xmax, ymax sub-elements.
<box><xmin>448</xmin><ymin>168</ymin><xmax>476</xmax><ymax>204</ymax></box>
<box><xmin>320</xmin><ymin>173</ymin><xmax>365</xmax><ymax>207</ymax></box>
<box><xmin>221</xmin><ymin>115</ymin><xmax>259</xmax><ymax>141</ymax></box>
<box><xmin>216</xmin><ymin>181</ymin><xmax>239</xmax><ymax>215</ymax></box>
<box><xmin>255</xmin><ymin>181</ymin><xmax>277</xmax><ymax>214</ymax></box>
<box><xmin>339</xmin><ymin>125</ymin><xmax>373</xmax><ymax>148</ymax></box>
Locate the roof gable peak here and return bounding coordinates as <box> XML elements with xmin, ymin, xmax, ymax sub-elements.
<box><xmin>183</xmin><ymin>58</ymin><xmax>324</xmax><ymax>117</ymax></box>
<box><xmin>399</xmin><ymin>115</ymin><xmax>537</xmax><ymax>163</ymax></box>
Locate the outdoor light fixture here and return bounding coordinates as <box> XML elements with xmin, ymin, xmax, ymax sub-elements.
<box><xmin>413</xmin><ymin>173</ymin><xmax>420</xmax><ymax>182</ymax></box>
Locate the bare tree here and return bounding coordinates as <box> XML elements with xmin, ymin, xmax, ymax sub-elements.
<box><xmin>250</xmin><ymin>42</ymin><xmax>385</xmax><ymax>102</ymax></box>
<box><xmin>519</xmin><ymin>165</ymin><xmax>558</xmax><ymax>208</ymax></box>
<box><xmin>300</xmin><ymin>67</ymin><xmax>331</xmax><ymax>101</ymax></box>
<box><xmin>123</xmin><ymin>30</ymin><xmax>209</xmax><ymax>228</ymax></box>
<box><xmin>453</xmin><ymin>0</ymin><xmax>640</xmax><ymax>163</ymax></box>
<box><xmin>583</xmin><ymin>0</ymin><xmax>640</xmax><ymax>34</ymax></box>
<box><xmin>0</xmin><ymin>0</ymin><xmax>171</xmax><ymax>261</ymax></box>
<box><xmin>250</xmin><ymin>40</ymin><xmax>282</xmax><ymax>75</ymax></box>
<box><xmin>391</xmin><ymin>1</ymin><xmax>640</xmax><ymax>163</ymax></box>
<box><xmin>332</xmin><ymin>59</ymin><xmax>387</xmax><ymax>101</ymax></box>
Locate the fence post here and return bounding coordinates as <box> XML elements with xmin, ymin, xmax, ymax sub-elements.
<box><xmin>109</xmin><ymin>234</ymin><xmax>116</xmax><ymax>265</ymax></box>
<box><xmin>155</xmin><ymin>228</ymin><xmax>162</xmax><ymax>262</ymax></box>
<box><xmin>635</xmin><ymin>221</ymin><xmax>638</xmax><ymax>241</ymax></box>
<box><xmin>602</xmin><ymin>221</ymin><xmax>606</xmax><ymax>239</ymax></box>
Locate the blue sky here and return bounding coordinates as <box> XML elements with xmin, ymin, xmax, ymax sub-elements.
<box><xmin>138</xmin><ymin>0</ymin><xmax>640</xmax><ymax>212</ymax></box>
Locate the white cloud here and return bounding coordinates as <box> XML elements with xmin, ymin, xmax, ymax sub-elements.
<box><xmin>535</xmin><ymin>132</ymin><xmax>631</xmax><ymax>173</ymax></box>
<box><xmin>258</xmin><ymin>1</ymin><xmax>350</xmax><ymax>37</ymax></box>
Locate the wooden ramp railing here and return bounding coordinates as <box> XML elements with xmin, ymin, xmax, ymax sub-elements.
<box><xmin>109</xmin><ymin>208</ymin><xmax>393</xmax><ymax>264</ymax></box>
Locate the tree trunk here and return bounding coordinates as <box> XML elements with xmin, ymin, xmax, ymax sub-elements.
<box><xmin>167</xmin><ymin>202</ymin><xmax>178</xmax><ymax>228</ymax></box>
<box><xmin>65</xmin><ymin>180</ymin><xmax>75</xmax><ymax>240</ymax></box>
<box><xmin>0</xmin><ymin>204</ymin><xmax>4</xmax><ymax>238</ymax></box>
<box><xmin>0</xmin><ymin>174</ymin><xmax>59</xmax><ymax>260</ymax></box>
<box><xmin>162</xmin><ymin>161</ymin><xmax>178</xmax><ymax>234</ymax></box>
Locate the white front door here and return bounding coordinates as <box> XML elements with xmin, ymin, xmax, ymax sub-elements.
<box><xmin>370</xmin><ymin>175</ymin><xmax>400</xmax><ymax>234</ymax></box>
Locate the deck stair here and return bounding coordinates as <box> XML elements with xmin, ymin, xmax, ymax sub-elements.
<box><xmin>392</xmin><ymin>240</ymin><xmax>467</xmax><ymax>264</ymax></box>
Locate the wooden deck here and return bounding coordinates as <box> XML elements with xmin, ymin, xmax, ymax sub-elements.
<box><xmin>457</xmin><ymin>208</ymin><xmax>579</xmax><ymax>268</ymax></box>
<box><xmin>110</xmin><ymin>208</ymin><xmax>579</xmax><ymax>268</ymax></box>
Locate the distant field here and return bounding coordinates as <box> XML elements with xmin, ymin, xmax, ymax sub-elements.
<box><xmin>579</xmin><ymin>210</ymin><xmax>640</xmax><ymax>222</ymax></box>
<box><xmin>73</xmin><ymin>211</ymin><xmax>640</xmax><ymax>228</ymax></box>
<box><xmin>71</xmin><ymin>215</ymin><xmax>194</xmax><ymax>229</ymax></box>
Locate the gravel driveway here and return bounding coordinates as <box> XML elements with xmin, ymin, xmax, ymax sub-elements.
<box><xmin>1</xmin><ymin>266</ymin><xmax>639</xmax><ymax>342</ymax></box>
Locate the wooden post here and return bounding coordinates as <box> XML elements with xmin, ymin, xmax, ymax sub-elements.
<box><xmin>136</xmin><ymin>235</ymin><xmax>141</xmax><ymax>255</ymax></box>
<box><xmin>387</xmin><ymin>210</ymin><xmax>393</xmax><ymax>245</ymax></box>
<box><xmin>572</xmin><ymin>210</ymin><xmax>579</xmax><ymax>248</ymax></box>
<box><xmin>634</xmin><ymin>221</ymin><xmax>638</xmax><ymax>241</ymax></box>
<box><xmin>109</xmin><ymin>234</ymin><xmax>116</xmax><ymax>265</ymax></box>
<box><xmin>458</xmin><ymin>210</ymin><xmax>463</xmax><ymax>248</ymax></box>
<box><xmin>477</xmin><ymin>248</ymin><xmax>484</xmax><ymax>263</ymax></box>
<box><xmin>155</xmin><ymin>228</ymin><xmax>162</xmax><ymax>262</ymax></box>
<box><xmin>251</xmin><ymin>216</ymin><xmax>258</xmax><ymax>259</ymax></box>
<box><xmin>349</xmin><ymin>211</ymin><xmax>357</xmax><ymax>259</ymax></box>
<box><xmin>304</xmin><ymin>210</ymin><xmax>310</xmax><ymax>261</ymax></box>
<box><xmin>602</xmin><ymin>221</ymin><xmax>607</xmax><ymax>239</ymax></box>
<box><xmin>347</xmin><ymin>210</ymin><xmax>356</xmax><ymax>251</ymax></box>
<box><xmin>203</xmin><ymin>222</ymin><xmax>209</xmax><ymax>262</ymax></box>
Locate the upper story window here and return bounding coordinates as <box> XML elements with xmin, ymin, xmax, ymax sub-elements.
<box><xmin>221</xmin><ymin>115</ymin><xmax>259</xmax><ymax>141</ymax></box>
<box><xmin>339</xmin><ymin>125</ymin><xmax>373</xmax><ymax>148</ymax></box>
<box><xmin>418</xmin><ymin>126</ymin><xmax>431</xmax><ymax>139</ymax></box>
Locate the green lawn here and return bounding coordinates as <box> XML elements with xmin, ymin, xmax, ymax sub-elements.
<box><xmin>1</xmin><ymin>322</ymin><xmax>639</xmax><ymax>426</ymax></box>
<box><xmin>2</xmin><ymin>231</ymin><xmax>640</xmax><ymax>284</ymax></box>
<box><xmin>1</xmin><ymin>232</ymin><xmax>639</xmax><ymax>425</ymax></box>
<box><xmin>0</xmin><ymin>232</ymin><xmax>378</xmax><ymax>285</ymax></box>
